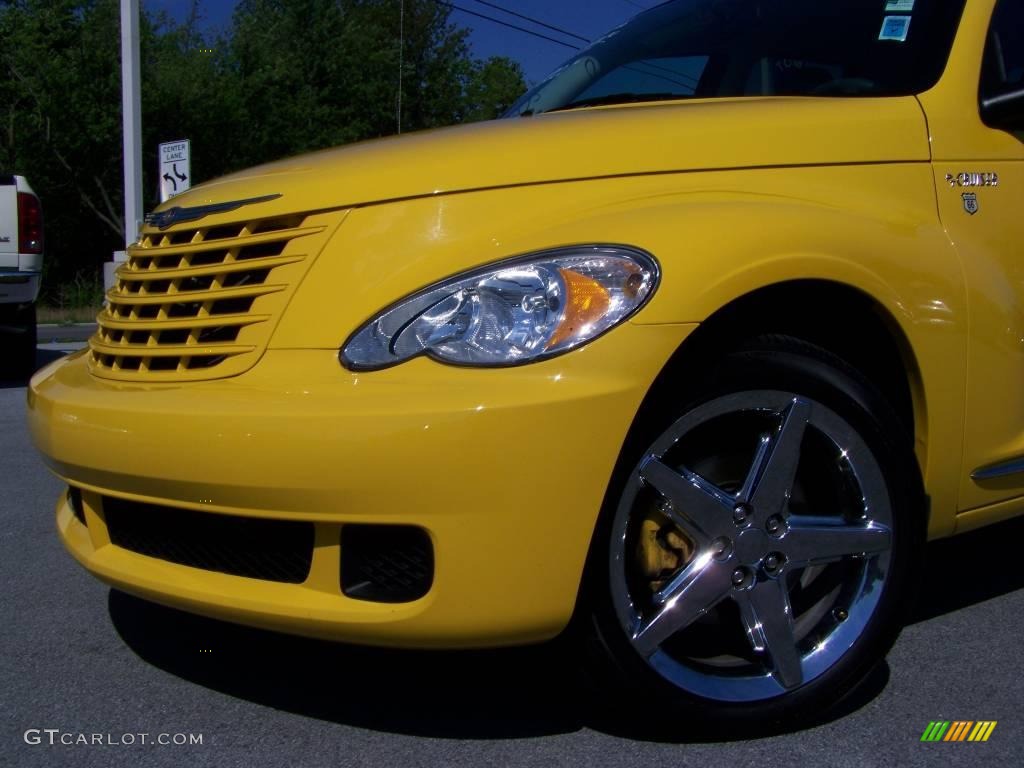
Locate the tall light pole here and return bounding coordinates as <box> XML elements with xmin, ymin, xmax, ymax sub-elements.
<box><xmin>120</xmin><ymin>0</ymin><xmax>142</xmax><ymax>247</ymax></box>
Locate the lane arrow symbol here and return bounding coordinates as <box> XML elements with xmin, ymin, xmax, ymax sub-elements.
<box><xmin>173</xmin><ymin>163</ymin><xmax>187</xmax><ymax>182</ymax></box>
<box><xmin>163</xmin><ymin>173</ymin><xmax>177</xmax><ymax>192</ymax></box>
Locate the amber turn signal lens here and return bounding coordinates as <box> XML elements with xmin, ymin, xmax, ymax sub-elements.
<box><xmin>547</xmin><ymin>268</ymin><xmax>611</xmax><ymax>349</ymax></box>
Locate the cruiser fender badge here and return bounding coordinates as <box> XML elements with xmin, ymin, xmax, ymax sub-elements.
<box><xmin>962</xmin><ymin>192</ymin><xmax>979</xmax><ymax>215</ymax></box>
<box><xmin>144</xmin><ymin>193</ymin><xmax>282</xmax><ymax>230</ymax></box>
<box><xmin>945</xmin><ymin>172</ymin><xmax>998</xmax><ymax>188</ymax></box>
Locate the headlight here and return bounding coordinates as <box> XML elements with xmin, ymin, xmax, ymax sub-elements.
<box><xmin>341</xmin><ymin>245</ymin><xmax>659</xmax><ymax>370</ymax></box>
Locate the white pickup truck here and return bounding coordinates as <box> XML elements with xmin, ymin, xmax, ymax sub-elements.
<box><xmin>0</xmin><ymin>174</ymin><xmax>43</xmax><ymax>376</ymax></box>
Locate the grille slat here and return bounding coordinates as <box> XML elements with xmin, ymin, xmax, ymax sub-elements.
<box><xmin>90</xmin><ymin>340</ymin><xmax>255</xmax><ymax>358</ymax></box>
<box><xmin>105</xmin><ymin>283</ymin><xmax>287</xmax><ymax>306</ymax></box>
<box><xmin>131</xmin><ymin>225</ymin><xmax>322</xmax><ymax>257</ymax></box>
<box><xmin>117</xmin><ymin>254</ymin><xmax>304</xmax><ymax>282</ymax></box>
<box><xmin>99</xmin><ymin>312</ymin><xmax>270</xmax><ymax>332</ymax></box>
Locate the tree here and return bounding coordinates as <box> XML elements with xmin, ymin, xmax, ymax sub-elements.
<box><xmin>464</xmin><ymin>56</ymin><xmax>528</xmax><ymax>122</ymax></box>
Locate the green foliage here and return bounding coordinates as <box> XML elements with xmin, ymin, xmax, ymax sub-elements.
<box><xmin>0</xmin><ymin>0</ymin><xmax>527</xmax><ymax>294</ymax></box>
<box><xmin>463</xmin><ymin>56</ymin><xmax>528</xmax><ymax>122</ymax></box>
<box><xmin>0</xmin><ymin>0</ymin><xmax>125</xmax><ymax>295</ymax></box>
<box><xmin>47</xmin><ymin>268</ymin><xmax>105</xmax><ymax>311</ymax></box>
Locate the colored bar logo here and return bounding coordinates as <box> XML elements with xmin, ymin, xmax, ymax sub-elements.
<box><xmin>921</xmin><ymin>721</ymin><xmax>997</xmax><ymax>742</ymax></box>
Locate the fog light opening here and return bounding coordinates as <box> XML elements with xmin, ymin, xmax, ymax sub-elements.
<box><xmin>341</xmin><ymin>524</ymin><xmax>434</xmax><ymax>603</ymax></box>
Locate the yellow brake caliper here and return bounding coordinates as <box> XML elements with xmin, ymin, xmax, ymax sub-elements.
<box><xmin>636</xmin><ymin>510</ymin><xmax>695</xmax><ymax>590</ymax></box>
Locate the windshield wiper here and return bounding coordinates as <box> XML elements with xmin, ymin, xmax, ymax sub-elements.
<box><xmin>545</xmin><ymin>92</ymin><xmax>691</xmax><ymax>113</ymax></box>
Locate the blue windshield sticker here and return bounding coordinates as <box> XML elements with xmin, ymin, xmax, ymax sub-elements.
<box><xmin>879</xmin><ymin>16</ymin><xmax>912</xmax><ymax>42</ymax></box>
<box><xmin>884</xmin><ymin>1</ymin><xmax>914</xmax><ymax>11</ymax></box>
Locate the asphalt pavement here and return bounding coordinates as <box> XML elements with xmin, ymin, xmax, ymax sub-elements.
<box><xmin>1</xmin><ymin>339</ymin><xmax>1022</xmax><ymax>768</ymax></box>
<box><xmin>36</xmin><ymin>324</ymin><xmax>96</xmax><ymax>345</ymax></box>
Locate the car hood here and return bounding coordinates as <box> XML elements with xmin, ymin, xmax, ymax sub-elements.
<box><xmin>163</xmin><ymin>96</ymin><xmax>929</xmax><ymax>217</ymax></box>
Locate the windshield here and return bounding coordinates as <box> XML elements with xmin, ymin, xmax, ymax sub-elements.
<box><xmin>507</xmin><ymin>0</ymin><xmax>967</xmax><ymax>116</ymax></box>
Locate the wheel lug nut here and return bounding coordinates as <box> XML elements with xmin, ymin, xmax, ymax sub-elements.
<box><xmin>733</xmin><ymin>503</ymin><xmax>751</xmax><ymax>525</ymax></box>
<box><xmin>711</xmin><ymin>537</ymin><xmax>732</xmax><ymax>560</ymax></box>
<box><xmin>766</xmin><ymin>515</ymin><xmax>784</xmax><ymax>535</ymax></box>
<box><xmin>763</xmin><ymin>552</ymin><xmax>785</xmax><ymax>575</ymax></box>
<box><xmin>731</xmin><ymin>567</ymin><xmax>751</xmax><ymax>588</ymax></box>
<box><xmin>833</xmin><ymin>607</ymin><xmax>849</xmax><ymax>622</ymax></box>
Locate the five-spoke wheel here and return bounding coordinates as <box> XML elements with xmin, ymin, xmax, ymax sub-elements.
<box><xmin>587</xmin><ymin>339</ymin><xmax>921</xmax><ymax>725</ymax></box>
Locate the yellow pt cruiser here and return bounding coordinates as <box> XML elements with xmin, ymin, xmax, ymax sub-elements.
<box><xmin>28</xmin><ymin>0</ymin><xmax>1024</xmax><ymax>726</ymax></box>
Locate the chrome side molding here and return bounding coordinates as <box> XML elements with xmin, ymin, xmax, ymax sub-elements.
<box><xmin>971</xmin><ymin>457</ymin><xmax>1024</xmax><ymax>481</ymax></box>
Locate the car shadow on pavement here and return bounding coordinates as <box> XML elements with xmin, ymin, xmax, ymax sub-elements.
<box><xmin>108</xmin><ymin>589</ymin><xmax>590</xmax><ymax>740</ymax></box>
<box><xmin>107</xmin><ymin>515</ymin><xmax>1024</xmax><ymax>743</ymax></box>
<box><xmin>108</xmin><ymin>594</ymin><xmax>885</xmax><ymax>743</ymax></box>
<box><xmin>909</xmin><ymin>513</ymin><xmax>1024</xmax><ymax>625</ymax></box>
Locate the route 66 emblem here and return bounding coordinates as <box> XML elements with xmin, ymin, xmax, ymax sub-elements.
<box><xmin>962</xmin><ymin>192</ymin><xmax>979</xmax><ymax>215</ymax></box>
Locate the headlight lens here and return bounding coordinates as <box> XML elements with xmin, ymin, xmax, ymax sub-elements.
<box><xmin>341</xmin><ymin>245</ymin><xmax>658</xmax><ymax>370</ymax></box>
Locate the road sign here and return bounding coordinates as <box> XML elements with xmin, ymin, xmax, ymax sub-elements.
<box><xmin>158</xmin><ymin>139</ymin><xmax>191</xmax><ymax>203</ymax></box>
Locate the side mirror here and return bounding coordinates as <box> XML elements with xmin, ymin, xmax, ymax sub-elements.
<box><xmin>981</xmin><ymin>87</ymin><xmax>1024</xmax><ymax>131</ymax></box>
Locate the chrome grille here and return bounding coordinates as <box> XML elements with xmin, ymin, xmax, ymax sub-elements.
<box><xmin>90</xmin><ymin>213</ymin><xmax>332</xmax><ymax>381</ymax></box>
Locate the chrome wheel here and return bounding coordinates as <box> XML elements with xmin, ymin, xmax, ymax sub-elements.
<box><xmin>609</xmin><ymin>390</ymin><xmax>894</xmax><ymax>703</ymax></box>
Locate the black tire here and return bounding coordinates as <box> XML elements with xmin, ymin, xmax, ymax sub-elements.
<box><xmin>583</xmin><ymin>335</ymin><xmax>924</xmax><ymax>731</ymax></box>
<box><xmin>2</xmin><ymin>303</ymin><xmax>37</xmax><ymax>378</ymax></box>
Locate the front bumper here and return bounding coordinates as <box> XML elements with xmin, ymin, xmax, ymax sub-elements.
<box><xmin>29</xmin><ymin>323</ymin><xmax>693</xmax><ymax>647</ymax></box>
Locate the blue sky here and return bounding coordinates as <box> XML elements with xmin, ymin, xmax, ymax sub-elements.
<box><xmin>145</xmin><ymin>0</ymin><xmax>661</xmax><ymax>84</ymax></box>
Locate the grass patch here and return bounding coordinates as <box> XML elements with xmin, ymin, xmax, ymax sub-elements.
<box><xmin>38</xmin><ymin>270</ymin><xmax>105</xmax><ymax>325</ymax></box>
<box><xmin>37</xmin><ymin>305</ymin><xmax>101</xmax><ymax>325</ymax></box>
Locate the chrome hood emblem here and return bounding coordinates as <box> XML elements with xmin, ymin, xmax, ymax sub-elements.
<box><xmin>144</xmin><ymin>193</ymin><xmax>282</xmax><ymax>230</ymax></box>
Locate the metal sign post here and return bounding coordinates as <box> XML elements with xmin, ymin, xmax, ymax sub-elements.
<box><xmin>158</xmin><ymin>140</ymin><xmax>191</xmax><ymax>203</ymax></box>
<box><xmin>120</xmin><ymin>0</ymin><xmax>142</xmax><ymax>246</ymax></box>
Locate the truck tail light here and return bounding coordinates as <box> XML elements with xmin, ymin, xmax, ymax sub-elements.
<box><xmin>17</xmin><ymin>191</ymin><xmax>43</xmax><ymax>254</ymax></box>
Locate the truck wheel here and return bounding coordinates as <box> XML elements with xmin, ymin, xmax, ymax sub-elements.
<box><xmin>4</xmin><ymin>303</ymin><xmax>37</xmax><ymax>378</ymax></box>
<box><xmin>586</xmin><ymin>336</ymin><xmax>923</xmax><ymax>729</ymax></box>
